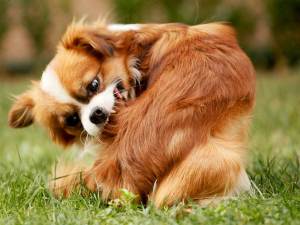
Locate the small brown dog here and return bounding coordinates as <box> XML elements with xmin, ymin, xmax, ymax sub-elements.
<box><xmin>8</xmin><ymin>22</ymin><xmax>255</xmax><ymax>207</ymax></box>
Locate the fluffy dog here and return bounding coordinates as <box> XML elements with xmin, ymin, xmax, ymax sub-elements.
<box><xmin>8</xmin><ymin>22</ymin><xmax>256</xmax><ymax>206</ymax></box>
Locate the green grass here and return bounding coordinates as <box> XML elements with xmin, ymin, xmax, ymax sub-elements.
<box><xmin>0</xmin><ymin>74</ymin><xmax>300</xmax><ymax>225</ymax></box>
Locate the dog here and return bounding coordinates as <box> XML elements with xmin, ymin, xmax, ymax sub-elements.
<box><xmin>8</xmin><ymin>21</ymin><xmax>256</xmax><ymax>206</ymax></box>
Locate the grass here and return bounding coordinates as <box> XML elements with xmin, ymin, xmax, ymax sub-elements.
<box><xmin>0</xmin><ymin>73</ymin><xmax>300</xmax><ymax>224</ymax></box>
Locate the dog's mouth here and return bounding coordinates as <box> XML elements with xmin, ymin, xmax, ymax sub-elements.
<box><xmin>113</xmin><ymin>87</ymin><xmax>123</xmax><ymax>99</ymax></box>
<box><xmin>113</xmin><ymin>81</ymin><xmax>127</xmax><ymax>100</ymax></box>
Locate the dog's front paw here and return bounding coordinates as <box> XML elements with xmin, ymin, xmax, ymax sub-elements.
<box><xmin>49</xmin><ymin>176</ymin><xmax>77</xmax><ymax>198</ymax></box>
<box><xmin>83</xmin><ymin>168</ymin><xmax>121</xmax><ymax>200</ymax></box>
<box><xmin>83</xmin><ymin>170</ymin><xmax>102</xmax><ymax>193</ymax></box>
<box><xmin>49</xmin><ymin>163</ymin><xmax>87</xmax><ymax>198</ymax></box>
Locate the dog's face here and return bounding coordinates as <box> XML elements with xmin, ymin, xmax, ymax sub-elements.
<box><xmin>8</xmin><ymin>24</ymin><xmax>140</xmax><ymax>147</ymax></box>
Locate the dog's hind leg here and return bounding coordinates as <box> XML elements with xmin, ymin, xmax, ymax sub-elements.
<box><xmin>151</xmin><ymin>136</ymin><xmax>251</xmax><ymax>207</ymax></box>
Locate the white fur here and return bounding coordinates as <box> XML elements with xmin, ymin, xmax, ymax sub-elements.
<box><xmin>231</xmin><ymin>169</ymin><xmax>252</xmax><ymax>195</ymax></box>
<box><xmin>108</xmin><ymin>24</ymin><xmax>140</xmax><ymax>32</ymax></box>
<box><xmin>81</xmin><ymin>84</ymin><xmax>116</xmax><ymax>136</ymax></box>
<box><xmin>41</xmin><ymin>67</ymin><xmax>80</xmax><ymax>105</ymax></box>
<box><xmin>196</xmin><ymin>170</ymin><xmax>252</xmax><ymax>207</ymax></box>
<box><xmin>128</xmin><ymin>57</ymin><xmax>141</xmax><ymax>83</ymax></box>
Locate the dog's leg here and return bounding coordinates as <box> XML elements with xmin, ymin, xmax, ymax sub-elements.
<box><xmin>151</xmin><ymin>136</ymin><xmax>251</xmax><ymax>207</ymax></box>
<box><xmin>83</xmin><ymin>152</ymin><xmax>142</xmax><ymax>201</ymax></box>
<box><xmin>49</xmin><ymin>163</ymin><xmax>86</xmax><ymax>197</ymax></box>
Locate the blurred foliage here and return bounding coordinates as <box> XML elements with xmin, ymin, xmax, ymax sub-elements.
<box><xmin>0</xmin><ymin>0</ymin><xmax>300</xmax><ymax>72</ymax></box>
<box><xmin>58</xmin><ymin>0</ymin><xmax>72</xmax><ymax>12</ymax></box>
<box><xmin>0</xmin><ymin>0</ymin><xmax>71</xmax><ymax>73</ymax></box>
<box><xmin>266</xmin><ymin>0</ymin><xmax>300</xmax><ymax>67</ymax></box>
<box><xmin>114</xmin><ymin>0</ymin><xmax>146</xmax><ymax>22</ymax></box>
<box><xmin>0</xmin><ymin>0</ymin><xmax>8</xmax><ymax>40</ymax></box>
<box><xmin>20</xmin><ymin>0</ymin><xmax>50</xmax><ymax>54</ymax></box>
<box><xmin>114</xmin><ymin>0</ymin><xmax>300</xmax><ymax>70</ymax></box>
<box><xmin>115</xmin><ymin>0</ymin><xmax>219</xmax><ymax>23</ymax></box>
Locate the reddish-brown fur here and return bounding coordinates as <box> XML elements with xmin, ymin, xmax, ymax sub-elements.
<box><xmin>82</xmin><ymin>24</ymin><xmax>256</xmax><ymax>206</ymax></box>
<box><xmin>8</xmin><ymin>22</ymin><xmax>255</xmax><ymax>207</ymax></box>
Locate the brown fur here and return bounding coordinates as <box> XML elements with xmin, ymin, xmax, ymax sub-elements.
<box><xmin>85</xmin><ymin>23</ymin><xmax>256</xmax><ymax>206</ymax></box>
<box><xmin>8</xmin><ymin>22</ymin><xmax>256</xmax><ymax>207</ymax></box>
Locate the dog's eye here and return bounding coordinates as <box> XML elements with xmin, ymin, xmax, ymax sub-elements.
<box><xmin>116</xmin><ymin>81</ymin><xmax>125</xmax><ymax>91</ymax></box>
<box><xmin>65</xmin><ymin>113</ymin><xmax>80</xmax><ymax>127</ymax></box>
<box><xmin>87</xmin><ymin>77</ymin><xmax>100</xmax><ymax>94</ymax></box>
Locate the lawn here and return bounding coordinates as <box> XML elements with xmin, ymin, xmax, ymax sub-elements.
<box><xmin>0</xmin><ymin>73</ymin><xmax>300</xmax><ymax>225</ymax></box>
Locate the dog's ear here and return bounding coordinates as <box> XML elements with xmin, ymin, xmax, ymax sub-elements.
<box><xmin>8</xmin><ymin>91</ymin><xmax>35</xmax><ymax>128</ymax></box>
<box><xmin>61</xmin><ymin>25</ymin><xmax>115</xmax><ymax>58</ymax></box>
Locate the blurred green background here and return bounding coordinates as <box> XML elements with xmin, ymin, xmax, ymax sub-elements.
<box><xmin>0</xmin><ymin>0</ymin><xmax>300</xmax><ymax>75</ymax></box>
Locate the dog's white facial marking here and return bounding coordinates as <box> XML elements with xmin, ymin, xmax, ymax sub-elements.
<box><xmin>108</xmin><ymin>24</ymin><xmax>140</xmax><ymax>32</ymax></box>
<box><xmin>41</xmin><ymin>66</ymin><xmax>117</xmax><ymax>137</ymax></box>
<box><xmin>81</xmin><ymin>84</ymin><xmax>116</xmax><ymax>136</ymax></box>
<box><xmin>41</xmin><ymin>67</ymin><xmax>80</xmax><ymax>105</ymax></box>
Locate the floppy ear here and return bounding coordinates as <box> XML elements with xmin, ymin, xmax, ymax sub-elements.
<box><xmin>8</xmin><ymin>92</ymin><xmax>35</xmax><ymax>128</ymax></box>
<box><xmin>61</xmin><ymin>25</ymin><xmax>115</xmax><ymax>57</ymax></box>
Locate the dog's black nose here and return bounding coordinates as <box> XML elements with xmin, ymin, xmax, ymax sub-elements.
<box><xmin>89</xmin><ymin>107</ymin><xmax>108</xmax><ymax>124</ymax></box>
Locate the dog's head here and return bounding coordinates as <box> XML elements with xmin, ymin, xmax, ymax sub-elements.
<box><xmin>8</xmin><ymin>23</ymin><xmax>141</xmax><ymax>147</ymax></box>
